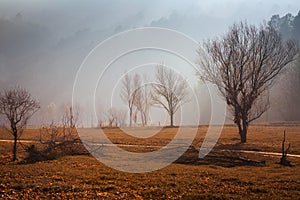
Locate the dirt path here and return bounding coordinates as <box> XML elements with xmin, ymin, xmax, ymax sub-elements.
<box><xmin>1</xmin><ymin>139</ymin><xmax>300</xmax><ymax>158</ymax></box>
<box><xmin>0</xmin><ymin>139</ymin><xmax>38</xmax><ymax>143</ymax></box>
<box><xmin>235</xmin><ymin>150</ymin><xmax>300</xmax><ymax>158</ymax></box>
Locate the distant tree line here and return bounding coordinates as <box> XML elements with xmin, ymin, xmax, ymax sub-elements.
<box><xmin>268</xmin><ymin>11</ymin><xmax>300</xmax><ymax>41</ymax></box>
<box><xmin>268</xmin><ymin>11</ymin><xmax>300</xmax><ymax>120</ymax></box>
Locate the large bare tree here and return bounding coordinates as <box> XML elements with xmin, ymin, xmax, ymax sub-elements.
<box><xmin>198</xmin><ymin>22</ymin><xmax>298</xmax><ymax>143</ymax></box>
<box><xmin>152</xmin><ymin>65</ymin><xmax>189</xmax><ymax>127</ymax></box>
<box><xmin>0</xmin><ymin>87</ymin><xmax>40</xmax><ymax>161</ymax></box>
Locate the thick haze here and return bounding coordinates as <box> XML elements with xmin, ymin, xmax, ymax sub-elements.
<box><xmin>0</xmin><ymin>0</ymin><xmax>299</xmax><ymax>125</ymax></box>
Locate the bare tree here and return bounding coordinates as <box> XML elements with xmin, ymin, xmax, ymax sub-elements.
<box><xmin>140</xmin><ymin>83</ymin><xmax>151</xmax><ymax>126</ymax></box>
<box><xmin>121</xmin><ymin>73</ymin><xmax>137</xmax><ymax>127</ymax></box>
<box><xmin>132</xmin><ymin>74</ymin><xmax>142</xmax><ymax>125</ymax></box>
<box><xmin>38</xmin><ymin>105</ymin><xmax>85</xmax><ymax>159</ymax></box>
<box><xmin>198</xmin><ymin>22</ymin><xmax>298</xmax><ymax>143</ymax></box>
<box><xmin>121</xmin><ymin>73</ymin><xmax>151</xmax><ymax>127</ymax></box>
<box><xmin>105</xmin><ymin>107</ymin><xmax>120</xmax><ymax>127</ymax></box>
<box><xmin>98</xmin><ymin>115</ymin><xmax>105</xmax><ymax>128</ymax></box>
<box><xmin>152</xmin><ymin>65</ymin><xmax>189</xmax><ymax>127</ymax></box>
<box><xmin>0</xmin><ymin>87</ymin><xmax>40</xmax><ymax>161</ymax></box>
<box><xmin>279</xmin><ymin>130</ymin><xmax>292</xmax><ymax>166</ymax></box>
<box><xmin>61</xmin><ymin>104</ymin><xmax>79</xmax><ymax>141</ymax></box>
<box><xmin>133</xmin><ymin>74</ymin><xmax>151</xmax><ymax>126</ymax></box>
<box><xmin>116</xmin><ymin>109</ymin><xmax>127</xmax><ymax>127</ymax></box>
<box><xmin>62</xmin><ymin>105</ymin><xmax>79</xmax><ymax>129</ymax></box>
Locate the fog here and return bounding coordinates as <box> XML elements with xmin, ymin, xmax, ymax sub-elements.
<box><xmin>0</xmin><ymin>0</ymin><xmax>299</xmax><ymax>126</ymax></box>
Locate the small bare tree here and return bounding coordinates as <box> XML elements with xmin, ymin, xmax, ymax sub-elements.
<box><xmin>39</xmin><ymin>104</ymin><xmax>83</xmax><ymax>158</ymax></box>
<box><xmin>198</xmin><ymin>22</ymin><xmax>298</xmax><ymax>143</ymax></box>
<box><xmin>116</xmin><ymin>109</ymin><xmax>127</xmax><ymax>127</ymax></box>
<box><xmin>62</xmin><ymin>105</ymin><xmax>79</xmax><ymax>129</ymax></box>
<box><xmin>279</xmin><ymin>130</ymin><xmax>292</xmax><ymax>166</ymax></box>
<box><xmin>105</xmin><ymin>108</ymin><xmax>119</xmax><ymax>127</ymax></box>
<box><xmin>152</xmin><ymin>65</ymin><xmax>189</xmax><ymax>127</ymax></box>
<box><xmin>0</xmin><ymin>87</ymin><xmax>40</xmax><ymax>161</ymax></box>
<box><xmin>98</xmin><ymin>116</ymin><xmax>105</xmax><ymax>128</ymax></box>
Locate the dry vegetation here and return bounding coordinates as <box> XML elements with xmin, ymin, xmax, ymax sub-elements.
<box><xmin>0</xmin><ymin>125</ymin><xmax>300</xmax><ymax>199</ymax></box>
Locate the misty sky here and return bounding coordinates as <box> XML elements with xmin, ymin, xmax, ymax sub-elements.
<box><xmin>0</xmin><ymin>0</ymin><xmax>299</xmax><ymax>125</ymax></box>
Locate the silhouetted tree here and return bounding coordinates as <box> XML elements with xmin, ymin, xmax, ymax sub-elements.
<box><xmin>0</xmin><ymin>87</ymin><xmax>40</xmax><ymax>161</ymax></box>
<box><xmin>198</xmin><ymin>22</ymin><xmax>298</xmax><ymax>143</ymax></box>
<box><xmin>152</xmin><ymin>65</ymin><xmax>189</xmax><ymax>127</ymax></box>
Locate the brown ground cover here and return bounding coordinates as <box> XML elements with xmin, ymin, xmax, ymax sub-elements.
<box><xmin>0</xmin><ymin>124</ymin><xmax>300</xmax><ymax>199</ymax></box>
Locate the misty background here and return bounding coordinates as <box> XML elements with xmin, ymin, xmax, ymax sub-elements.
<box><xmin>0</xmin><ymin>0</ymin><xmax>299</xmax><ymax>126</ymax></box>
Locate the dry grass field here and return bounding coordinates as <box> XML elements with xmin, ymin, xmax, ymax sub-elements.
<box><xmin>0</xmin><ymin>124</ymin><xmax>300</xmax><ymax>199</ymax></box>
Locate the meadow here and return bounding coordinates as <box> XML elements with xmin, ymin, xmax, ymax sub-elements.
<box><xmin>0</xmin><ymin>124</ymin><xmax>300</xmax><ymax>199</ymax></box>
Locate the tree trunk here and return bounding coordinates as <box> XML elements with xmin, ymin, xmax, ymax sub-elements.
<box><xmin>240</xmin><ymin>129</ymin><xmax>247</xmax><ymax>143</ymax></box>
<box><xmin>143</xmin><ymin>112</ymin><xmax>147</xmax><ymax>126</ymax></box>
<box><xmin>141</xmin><ymin>111</ymin><xmax>145</xmax><ymax>127</ymax></box>
<box><xmin>240</xmin><ymin>119</ymin><xmax>248</xmax><ymax>143</ymax></box>
<box><xmin>170</xmin><ymin>112</ymin><xmax>174</xmax><ymax>127</ymax></box>
<box><xmin>129</xmin><ymin>110</ymin><xmax>132</xmax><ymax>127</ymax></box>
<box><xmin>236</xmin><ymin>118</ymin><xmax>248</xmax><ymax>143</ymax></box>
<box><xmin>13</xmin><ymin>131</ymin><xmax>17</xmax><ymax>161</ymax></box>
